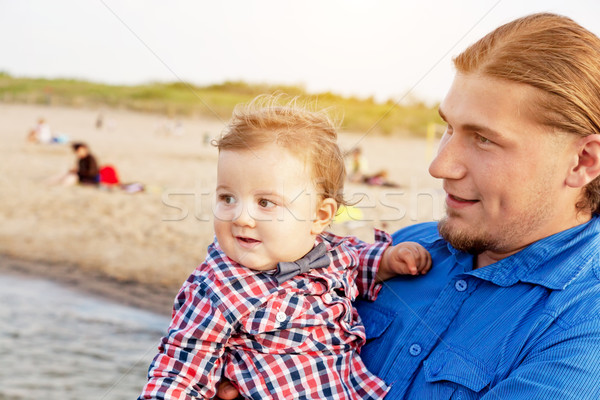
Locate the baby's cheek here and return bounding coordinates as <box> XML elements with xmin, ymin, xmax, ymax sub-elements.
<box><xmin>214</xmin><ymin>204</ymin><xmax>234</xmax><ymax>221</ymax></box>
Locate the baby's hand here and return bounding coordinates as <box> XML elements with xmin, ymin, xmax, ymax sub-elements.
<box><xmin>377</xmin><ymin>242</ymin><xmax>432</xmax><ymax>282</ymax></box>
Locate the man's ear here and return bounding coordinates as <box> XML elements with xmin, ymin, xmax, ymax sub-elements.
<box><xmin>311</xmin><ymin>198</ymin><xmax>337</xmax><ymax>235</ymax></box>
<box><xmin>566</xmin><ymin>134</ymin><xmax>600</xmax><ymax>188</ymax></box>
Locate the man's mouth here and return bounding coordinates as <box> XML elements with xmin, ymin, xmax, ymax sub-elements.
<box><xmin>446</xmin><ymin>194</ymin><xmax>479</xmax><ymax>208</ymax></box>
<box><xmin>450</xmin><ymin>194</ymin><xmax>477</xmax><ymax>202</ymax></box>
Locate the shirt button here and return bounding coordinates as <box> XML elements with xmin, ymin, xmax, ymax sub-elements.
<box><xmin>323</xmin><ymin>293</ymin><xmax>332</xmax><ymax>303</ymax></box>
<box><xmin>455</xmin><ymin>279</ymin><xmax>468</xmax><ymax>292</ymax></box>
<box><xmin>276</xmin><ymin>312</ymin><xmax>287</xmax><ymax>322</ymax></box>
<box><xmin>409</xmin><ymin>343</ymin><xmax>422</xmax><ymax>356</ymax></box>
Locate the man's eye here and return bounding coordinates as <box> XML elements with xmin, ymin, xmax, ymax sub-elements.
<box><xmin>477</xmin><ymin>134</ymin><xmax>491</xmax><ymax>144</ymax></box>
<box><xmin>444</xmin><ymin>124</ymin><xmax>453</xmax><ymax>136</ymax></box>
<box><xmin>219</xmin><ymin>194</ymin><xmax>235</xmax><ymax>204</ymax></box>
<box><xmin>258</xmin><ymin>199</ymin><xmax>276</xmax><ymax>208</ymax></box>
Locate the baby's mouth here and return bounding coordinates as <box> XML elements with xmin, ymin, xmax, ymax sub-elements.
<box><xmin>236</xmin><ymin>236</ymin><xmax>261</xmax><ymax>247</ymax></box>
<box><xmin>237</xmin><ymin>236</ymin><xmax>259</xmax><ymax>243</ymax></box>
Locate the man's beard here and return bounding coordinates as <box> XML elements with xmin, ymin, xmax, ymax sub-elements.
<box><xmin>438</xmin><ymin>216</ymin><xmax>492</xmax><ymax>254</ymax></box>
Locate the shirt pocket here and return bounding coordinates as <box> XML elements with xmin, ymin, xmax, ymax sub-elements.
<box><xmin>423</xmin><ymin>347</ymin><xmax>492</xmax><ymax>399</ymax></box>
<box><xmin>239</xmin><ymin>292</ymin><xmax>312</xmax><ymax>351</ymax></box>
<box><xmin>354</xmin><ymin>301</ymin><xmax>396</xmax><ymax>340</ymax></box>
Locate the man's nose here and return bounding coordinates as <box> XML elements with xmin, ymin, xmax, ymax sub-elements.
<box><xmin>428</xmin><ymin>133</ymin><xmax>467</xmax><ymax>180</ymax></box>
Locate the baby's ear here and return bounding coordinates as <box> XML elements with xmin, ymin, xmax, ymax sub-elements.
<box><xmin>311</xmin><ymin>198</ymin><xmax>337</xmax><ymax>235</ymax></box>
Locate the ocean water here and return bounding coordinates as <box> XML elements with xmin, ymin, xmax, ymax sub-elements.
<box><xmin>0</xmin><ymin>274</ymin><xmax>170</xmax><ymax>400</ymax></box>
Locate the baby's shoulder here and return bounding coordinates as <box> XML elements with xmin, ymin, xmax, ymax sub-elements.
<box><xmin>182</xmin><ymin>246</ymin><xmax>280</xmax><ymax>321</ymax></box>
<box><xmin>317</xmin><ymin>231</ymin><xmax>360</xmax><ymax>254</ymax></box>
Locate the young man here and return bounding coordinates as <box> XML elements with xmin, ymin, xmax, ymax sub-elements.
<box><xmin>218</xmin><ymin>12</ymin><xmax>600</xmax><ymax>399</ymax></box>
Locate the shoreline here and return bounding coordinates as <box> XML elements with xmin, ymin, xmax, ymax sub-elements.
<box><xmin>0</xmin><ymin>253</ymin><xmax>177</xmax><ymax>316</ymax></box>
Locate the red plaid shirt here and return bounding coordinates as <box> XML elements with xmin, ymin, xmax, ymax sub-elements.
<box><xmin>140</xmin><ymin>230</ymin><xmax>392</xmax><ymax>400</ymax></box>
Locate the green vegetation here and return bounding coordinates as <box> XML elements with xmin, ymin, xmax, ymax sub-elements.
<box><xmin>0</xmin><ymin>73</ymin><xmax>442</xmax><ymax>136</ymax></box>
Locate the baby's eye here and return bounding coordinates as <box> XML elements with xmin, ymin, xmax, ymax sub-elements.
<box><xmin>219</xmin><ymin>194</ymin><xmax>236</xmax><ymax>205</ymax></box>
<box><xmin>258</xmin><ymin>198</ymin><xmax>276</xmax><ymax>209</ymax></box>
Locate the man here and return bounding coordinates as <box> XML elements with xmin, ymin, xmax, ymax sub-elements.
<box><xmin>217</xmin><ymin>13</ymin><xmax>600</xmax><ymax>399</ymax></box>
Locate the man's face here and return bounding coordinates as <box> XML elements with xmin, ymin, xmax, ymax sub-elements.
<box><xmin>429</xmin><ymin>72</ymin><xmax>579</xmax><ymax>257</ymax></box>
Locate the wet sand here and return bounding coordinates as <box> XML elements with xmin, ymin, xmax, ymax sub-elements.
<box><xmin>0</xmin><ymin>254</ymin><xmax>176</xmax><ymax>316</ymax></box>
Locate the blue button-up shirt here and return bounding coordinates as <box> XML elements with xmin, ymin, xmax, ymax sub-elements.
<box><xmin>356</xmin><ymin>216</ymin><xmax>600</xmax><ymax>399</ymax></box>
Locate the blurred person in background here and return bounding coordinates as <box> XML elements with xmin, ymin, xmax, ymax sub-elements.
<box><xmin>47</xmin><ymin>142</ymin><xmax>99</xmax><ymax>186</ymax></box>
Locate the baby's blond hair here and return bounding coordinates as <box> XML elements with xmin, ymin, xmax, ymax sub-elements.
<box><xmin>215</xmin><ymin>95</ymin><xmax>347</xmax><ymax>207</ymax></box>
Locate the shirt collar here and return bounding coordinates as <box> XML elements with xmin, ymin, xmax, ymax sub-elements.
<box><xmin>466</xmin><ymin>216</ymin><xmax>600</xmax><ymax>289</ymax></box>
<box><xmin>418</xmin><ymin>227</ymin><xmax>476</xmax><ymax>272</ymax></box>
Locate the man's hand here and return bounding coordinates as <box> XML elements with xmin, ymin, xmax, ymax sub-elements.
<box><xmin>377</xmin><ymin>242</ymin><xmax>432</xmax><ymax>282</ymax></box>
<box><xmin>216</xmin><ymin>379</ymin><xmax>241</xmax><ymax>399</ymax></box>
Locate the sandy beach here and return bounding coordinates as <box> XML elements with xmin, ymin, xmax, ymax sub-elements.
<box><xmin>0</xmin><ymin>103</ymin><xmax>443</xmax><ymax>314</ymax></box>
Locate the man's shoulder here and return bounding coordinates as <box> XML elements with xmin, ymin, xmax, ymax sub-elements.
<box><xmin>548</xmin><ymin>263</ymin><xmax>600</xmax><ymax>328</ymax></box>
<box><xmin>391</xmin><ymin>221</ymin><xmax>440</xmax><ymax>245</ymax></box>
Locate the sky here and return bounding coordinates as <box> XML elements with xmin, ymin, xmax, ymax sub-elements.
<box><xmin>1</xmin><ymin>0</ymin><xmax>600</xmax><ymax>104</ymax></box>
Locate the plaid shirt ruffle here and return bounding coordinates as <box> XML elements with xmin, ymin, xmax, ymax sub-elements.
<box><xmin>140</xmin><ymin>230</ymin><xmax>392</xmax><ymax>400</ymax></box>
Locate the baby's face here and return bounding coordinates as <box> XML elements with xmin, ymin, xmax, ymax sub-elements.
<box><xmin>214</xmin><ymin>143</ymin><xmax>320</xmax><ymax>271</ymax></box>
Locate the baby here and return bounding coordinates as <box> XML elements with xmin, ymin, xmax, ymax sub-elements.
<box><xmin>139</xmin><ymin>97</ymin><xmax>431</xmax><ymax>400</ymax></box>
